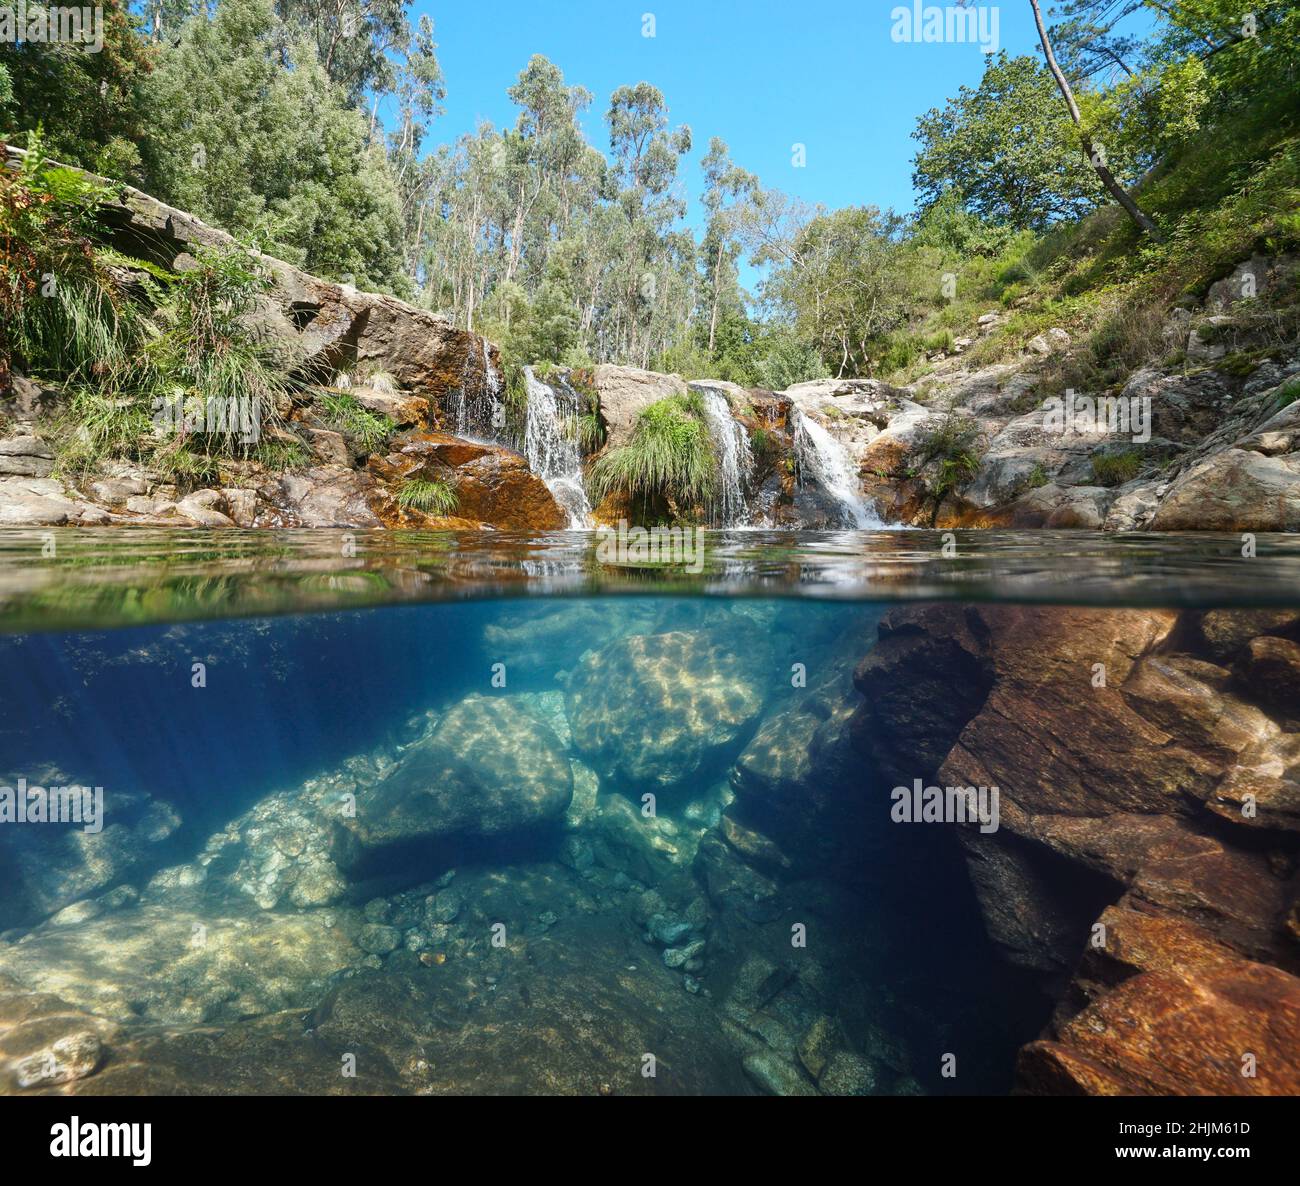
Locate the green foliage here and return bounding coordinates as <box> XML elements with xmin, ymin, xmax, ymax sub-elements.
<box><xmin>397</xmin><ymin>477</ymin><xmax>459</xmax><ymax>515</ymax></box>
<box><xmin>1275</xmin><ymin>378</ymin><xmax>1300</xmax><ymax>412</ymax></box>
<box><xmin>317</xmin><ymin>392</ymin><xmax>396</xmax><ymax>454</ymax></box>
<box><xmin>1091</xmin><ymin>450</ymin><xmax>1144</xmax><ymax>487</ymax></box>
<box><xmin>588</xmin><ymin>392</ymin><xmax>717</xmax><ymax>509</ymax></box>
<box><xmin>142</xmin><ymin>245</ymin><xmax>291</xmax><ymax>451</ymax></box>
<box><xmin>913</xmin><ymin>53</ymin><xmax>1108</xmax><ymax>231</ymax></box>
<box><xmin>0</xmin><ymin>1</ymin><xmax>154</xmax><ymax>181</ymax></box>
<box><xmin>141</xmin><ymin>0</ymin><xmax>409</xmax><ymax>294</ymax></box>
<box><xmin>1</xmin><ymin>139</ymin><xmax>140</xmax><ymax>387</ymax></box>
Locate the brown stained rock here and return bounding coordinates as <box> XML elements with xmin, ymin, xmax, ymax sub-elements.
<box><xmin>1019</xmin><ymin>956</ymin><xmax>1300</xmax><ymax>1096</ymax></box>
<box><xmin>937</xmin><ymin>606</ymin><xmax>1188</xmax><ymax>819</ymax></box>
<box><xmin>453</xmin><ymin>449</ymin><xmax>567</xmax><ymax>530</ymax></box>
<box><xmin>366</xmin><ymin>433</ymin><xmax>566</xmax><ymax>530</ymax></box>
<box><xmin>851</xmin><ymin>603</ymin><xmax>1300</xmax><ymax>1095</ymax></box>
<box><xmin>1236</xmin><ymin>635</ymin><xmax>1300</xmax><ymax>722</ymax></box>
<box><xmin>1195</xmin><ymin>609</ymin><xmax>1300</xmax><ymax>663</ymax></box>
<box><xmin>1208</xmin><ymin>734</ymin><xmax>1300</xmax><ymax>834</ymax></box>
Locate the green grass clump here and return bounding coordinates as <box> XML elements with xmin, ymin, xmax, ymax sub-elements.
<box><xmin>1090</xmin><ymin>450</ymin><xmax>1144</xmax><ymax>487</ymax></box>
<box><xmin>397</xmin><ymin>478</ymin><xmax>459</xmax><ymax>516</ymax></box>
<box><xmin>317</xmin><ymin>391</ymin><xmax>395</xmax><ymax>454</ymax></box>
<box><xmin>588</xmin><ymin>392</ymin><xmax>717</xmax><ymax>509</ymax></box>
<box><xmin>1275</xmin><ymin>377</ymin><xmax>1300</xmax><ymax>412</ymax></box>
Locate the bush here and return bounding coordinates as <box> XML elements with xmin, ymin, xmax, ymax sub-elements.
<box><xmin>1090</xmin><ymin>450</ymin><xmax>1144</xmax><ymax>487</ymax></box>
<box><xmin>588</xmin><ymin>392</ymin><xmax>717</xmax><ymax>509</ymax></box>
<box><xmin>317</xmin><ymin>391</ymin><xmax>395</xmax><ymax>454</ymax></box>
<box><xmin>397</xmin><ymin>478</ymin><xmax>459</xmax><ymax>516</ymax></box>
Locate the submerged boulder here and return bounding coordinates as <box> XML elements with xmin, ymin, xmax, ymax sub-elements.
<box><xmin>563</xmin><ymin>631</ymin><xmax>764</xmax><ymax>793</ymax></box>
<box><xmin>339</xmin><ymin>695</ymin><xmax>573</xmax><ymax>859</ymax></box>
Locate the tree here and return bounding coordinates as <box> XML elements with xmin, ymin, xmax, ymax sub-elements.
<box><xmin>699</xmin><ymin>138</ymin><xmax>756</xmax><ymax>355</ymax></box>
<box><xmin>912</xmin><ymin>52</ymin><xmax>1105</xmax><ymax>229</ymax></box>
<box><xmin>0</xmin><ymin>0</ymin><xmax>154</xmax><ymax>182</ymax></box>
<box><xmin>142</xmin><ymin>0</ymin><xmax>408</xmax><ymax>293</ymax></box>
<box><xmin>1029</xmin><ymin>0</ymin><xmax>1161</xmax><ymax>238</ymax></box>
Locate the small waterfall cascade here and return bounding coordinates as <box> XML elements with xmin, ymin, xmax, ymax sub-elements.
<box><xmin>523</xmin><ymin>367</ymin><xmax>593</xmax><ymax>529</ymax></box>
<box><xmin>450</xmin><ymin>340</ymin><xmax>505</xmax><ymax>442</ymax></box>
<box><xmin>695</xmin><ymin>384</ymin><xmax>755</xmax><ymax>528</ymax></box>
<box><xmin>792</xmin><ymin>406</ymin><xmax>878</xmax><ymax>528</ymax></box>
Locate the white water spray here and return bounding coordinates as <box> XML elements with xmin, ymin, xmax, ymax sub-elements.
<box><xmin>523</xmin><ymin>367</ymin><xmax>593</xmax><ymax>529</ymax></box>
<box><xmin>695</xmin><ymin>385</ymin><xmax>755</xmax><ymax>528</ymax></box>
<box><xmin>792</xmin><ymin>407</ymin><xmax>878</xmax><ymax>528</ymax></box>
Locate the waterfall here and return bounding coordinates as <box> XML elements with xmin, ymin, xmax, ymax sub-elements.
<box><xmin>695</xmin><ymin>385</ymin><xmax>755</xmax><ymax>528</ymax></box>
<box><xmin>523</xmin><ymin>367</ymin><xmax>592</xmax><ymax>529</ymax></box>
<box><xmin>792</xmin><ymin>407</ymin><xmax>877</xmax><ymax>529</ymax></box>
<box><xmin>450</xmin><ymin>342</ymin><xmax>504</xmax><ymax>442</ymax></box>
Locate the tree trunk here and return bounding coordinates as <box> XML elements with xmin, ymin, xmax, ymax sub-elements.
<box><xmin>1029</xmin><ymin>0</ymin><xmax>1162</xmax><ymax>240</ymax></box>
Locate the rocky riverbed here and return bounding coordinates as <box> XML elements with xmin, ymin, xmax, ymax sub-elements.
<box><xmin>0</xmin><ymin>596</ymin><xmax>1296</xmax><ymax>1096</ymax></box>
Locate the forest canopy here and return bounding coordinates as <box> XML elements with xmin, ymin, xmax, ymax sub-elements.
<box><xmin>2</xmin><ymin>0</ymin><xmax>1297</xmax><ymax>385</ymax></box>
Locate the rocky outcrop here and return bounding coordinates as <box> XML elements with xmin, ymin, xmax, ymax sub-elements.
<box><xmin>849</xmin><ymin>603</ymin><xmax>1300</xmax><ymax>1095</ymax></box>
<box><xmin>592</xmin><ymin>366</ymin><xmax>688</xmax><ymax>450</ymax></box>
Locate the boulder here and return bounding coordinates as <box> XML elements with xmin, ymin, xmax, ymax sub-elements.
<box><xmin>592</xmin><ymin>365</ymin><xmax>688</xmax><ymax>449</ymax></box>
<box><xmin>338</xmin><ymin>695</ymin><xmax>573</xmax><ymax>858</ymax></box>
<box><xmin>0</xmin><ymin>436</ymin><xmax>54</xmax><ymax>478</ymax></box>
<box><xmin>1150</xmin><ymin>448</ymin><xmax>1300</xmax><ymax>531</ymax></box>
<box><xmin>564</xmin><ymin>631</ymin><xmax>764</xmax><ymax>793</ymax></box>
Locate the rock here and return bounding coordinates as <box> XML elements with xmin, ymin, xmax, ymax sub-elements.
<box><xmin>357</xmin><ymin>924</ymin><xmax>402</xmax><ymax>956</ymax></box>
<box><xmin>0</xmin><ymin>476</ymin><xmax>77</xmax><ymax>525</ymax></box>
<box><xmin>176</xmin><ymin>489</ymin><xmax>236</xmax><ymax>527</ymax></box>
<box><xmin>221</xmin><ymin>487</ymin><xmax>257</xmax><ymax>527</ymax></box>
<box><xmin>306</xmin><ymin>427</ymin><xmax>351</xmax><ymax>467</ymax></box>
<box><xmin>564</xmin><ymin>631</ymin><xmax>764</xmax><ymax>793</ymax></box>
<box><xmin>0</xmin><ymin>903</ymin><xmax>356</xmax><ymax>1024</ymax></box>
<box><xmin>742</xmin><ymin>1051</ymin><xmax>819</xmax><ymax>1096</ymax></box>
<box><xmin>1205</xmin><ymin>254</ymin><xmax>1299</xmax><ymax>313</ymax></box>
<box><xmin>1235</xmin><ymin>635</ymin><xmax>1300</xmax><ymax>721</ymax></box>
<box><xmin>798</xmin><ymin>1016</ymin><xmax>838</xmax><ymax>1079</ymax></box>
<box><xmin>0</xmin><ymin>436</ymin><xmax>54</xmax><ymax>478</ymax></box>
<box><xmin>1151</xmin><ymin>448</ymin><xmax>1300</xmax><ymax>531</ymax></box>
<box><xmin>274</xmin><ymin>465</ymin><xmax>383</xmax><ymax>527</ymax></box>
<box><xmin>340</xmin><ymin>695</ymin><xmax>573</xmax><ymax>858</ymax></box>
<box><xmin>592</xmin><ymin>366</ymin><xmax>688</xmax><ymax>449</ymax></box>
<box><xmin>1018</xmin><ymin>912</ymin><xmax>1300</xmax><ymax>1096</ymax></box>
<box><xmin>819</xmin><ymin>1051</ymin><xmax>884</xmax><ymax>1096</ymax></box>
<box><xmin>12</xmin><ymin>1032</ymin><xmax>103</xmax><ymax>1088</ymax></box>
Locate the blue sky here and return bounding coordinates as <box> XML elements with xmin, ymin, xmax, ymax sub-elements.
<box><xmin>415</xmin><ymin>1</ymin><xmax>1056</xmax><ymax>228</ymax></box>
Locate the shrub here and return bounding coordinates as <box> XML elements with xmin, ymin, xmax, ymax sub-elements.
<box><xmin>397</xmin><ymin>478</ymin><xmax>459</xmax><ymax>516</ymax></box>
<box><xmin>317</xmin><ymin>391</ymin><xmax>395</xmax><ymax>454</ymax></box>
<box><xmin>588</xmin><ymin>392</ymin><xmax>717</xmax><ymax>509</ymax></box>
<box><xmin>1090</xmin><ymin>449</ymin><xmax>1144</xmax><ymax>487</ymax></box>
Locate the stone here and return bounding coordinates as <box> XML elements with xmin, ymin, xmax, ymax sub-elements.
<box><xmin>0</xmin><ymin>436</ymin><xmax>54</xmax><ymax>478</ymax></box>
<box><xmin>564</xmin><ymin>631</ymin><xmax>764</xmax><ymax>793</ymax></box>
<box><xmin>176</xmin><ymin>489</ymin><xmax>235</xmax><ymax>527</ymax></box>
<box><xmin>592</xmin><ymin>365</ymin><xmax>688</xmax><ymax>449</ymax></box>
<box><xmin>819</xmin><ymin>1051</ymin><xmax>884</xmax><ymax>1096</ymax></box>
<box><xmin>741</xmin><ymin>1051</ymin><xmax>818</xmax><ymax>1096</ymax></box>
<box><xmin>12</xmin><ymin>1031</ymin><xmax>104</xmax><ymax>1089</ymax></box>
<box><xmin>1151</xmin><ymin>448</ymin><xmax>1300</xmax><ymax>531</ymax></box>
<box><xmin>340</xmin><ymin>695</ymin><xmax>573</xmax><ymax>858</ymax></box>
<box><xmin>357</xmin><ymin>924</ymin><xmax>402</xmax><ymax>956</ymax></box>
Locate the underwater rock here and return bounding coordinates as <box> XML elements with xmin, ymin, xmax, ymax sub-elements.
<box><xmin>726</xmin><ymin>668</ymin><xmax>879</xmax><ymax>882</ymax></box>
<box><xmin>741</xmin><ymin>1051</ymin><xmax>818</xmax><ymax>1096</ymax></box>
<box><xmin>852</xmin><ymin>603</ymin><xmax>1300</xmax><ymax>1093</ymax></box>
<box><xmin>338</xmin><ymin>695</ymin><xmax>573</xmax><ymax>861</ymax></box>
<box><xmin>564</xmin><ymin>631</ymin><xmax>764</xmax><ymax>794</ymax></box>
<box><xmin>0</xmin><ymin>975</ymin><xmax>117</xmax><ymax>1092</ymax></box>
<box><xmin>0</xmin><ymin>784</ymin><xmax>183</xmax><ymax>931</ymax></box>
<box><xmin>0</xmin><ymin>903</ymin><xmax>358</xmax><ymax>1024</ymax></box>
<box><xmin>1018</xmin><ymin>909</ymin><xmax>1300</xmax><ymax>1095</ymax></box>
<box><xmin>819</xmin><ymin>1051</ymin><xmax>885</xmax><ymax>1096</ymax></box>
